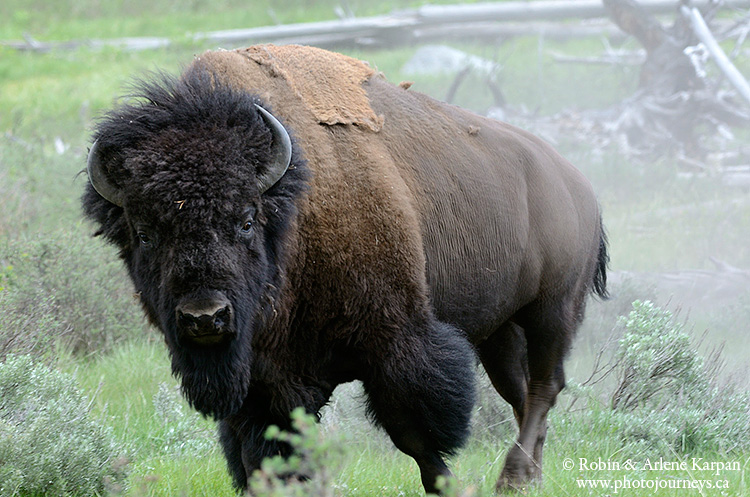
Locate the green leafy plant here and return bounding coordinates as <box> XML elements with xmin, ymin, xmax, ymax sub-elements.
<box><xmin>0</xmin><ymin>263</ymin><xmax>14</xmax><ymax>291</ymax></box>
<box><xmin>434</xmin><ymin>475</ymin><xmax>477</xmax><ymax>497</ymax></box>
<box><xmin>611</xmin><ymin>300</ymin><xmax>704</xmax><ymax>411</ymax></box>
<box><xmin>248</xmin><ymin>407</ymin><xmax>345</xmax><ymax>497</ymax></box>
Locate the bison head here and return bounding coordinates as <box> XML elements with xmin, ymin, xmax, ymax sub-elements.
<box><xmin>82</xmin><ymin>70</ymin><xmax>307</xmax><ymax>419</ymax></box>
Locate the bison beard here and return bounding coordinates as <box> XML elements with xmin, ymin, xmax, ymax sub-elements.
<box><xmin>170</xmin><ymin>328</ymin><xmax>253</xmax><ymax>420</ymax></box>
<box><xmin>160</xmin><ymin>284</ymin><xmax>267</xmax><ymax>420</ymax></box>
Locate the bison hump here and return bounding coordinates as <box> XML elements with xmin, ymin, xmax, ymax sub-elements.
<box><xmin>239</xmin><ymin>44</ymin><xmax>384</xmax><ymax>131</ymax></box>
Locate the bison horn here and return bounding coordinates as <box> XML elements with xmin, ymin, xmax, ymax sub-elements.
<box><xmin>254</xmin><ymin>104</ymin><xmax>292</xmax><ymax>194</ymax></box>
<box><xmin>87</xmin><ymin>139</ymin><xmax>125</xmax><ymax>207</ymax></box>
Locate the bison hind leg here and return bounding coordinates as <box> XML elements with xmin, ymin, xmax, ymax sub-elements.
<box><xmin>477</xmin><ymin>321</ymin><xmax>529</xmax><ymax>428</ymax></box>
<box><xmin>497</xmin><ymin>299</ymin><xmax>578</xmax><ymax>491</ymax></box>
<box><xmin>363</xmin><ymin>319</ymin><xmax>476</xmax><ymax>494</ymax></box>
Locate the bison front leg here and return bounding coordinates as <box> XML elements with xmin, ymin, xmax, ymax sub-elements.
<box><xmin>218</xmin><ymin>420</ymin><xmax>253</xmax><ymax>490</ymax></box>
<box><xmin>218</xmin><ymin>388</ymin><xmax>330</xmax><ymax>492</ymax></box>
<box><xmin>363</xmin><ymin>320</ymin><xmax>476</xmax><ymax>494</ymax></box>
<box><xmin>219</xmin><ymin>411</ymin><xmax>291</xmax><ymax>491</ymax></box>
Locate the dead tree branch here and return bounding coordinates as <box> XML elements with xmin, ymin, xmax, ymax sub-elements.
<box><xmin>682</xmin><ymin>5</ymin><xmax>750</xmax><ymax>105</ymax></box>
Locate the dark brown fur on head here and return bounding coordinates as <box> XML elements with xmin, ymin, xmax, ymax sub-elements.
<box><xmin>81</xmin><ymin>68</ymin><xmax>308</xmax><ymax>419</ymax></box>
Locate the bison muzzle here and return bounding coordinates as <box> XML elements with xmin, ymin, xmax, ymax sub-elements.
<box><xmin>82</xmin><ymin>44</ymin><xmax>608</xmax><ymax>494</ymax></box>
<box><xmin>175</xmin><ymin>292</ymin><xmax>234</xmax><ymax>345</ymax></box>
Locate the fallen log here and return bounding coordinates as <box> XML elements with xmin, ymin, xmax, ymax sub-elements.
<box><xmin>3</xmin><ymin>22</ymin><xmax>630</xmax><ymax>52</ymax></box>
<box><xmin>609</xmin><ymin>259</ymin><xmax>750</xmax><ymax>309</ymax></box>
<box><xmin>414</xmin><ymin>0</ymin><xmax>750</xmax><ymax>24</ymax></box>
<box><xmin>4</xmin><ymin>0</ymin><xmax>750</xmax><ymax>53</ymax></box>
<box><xmin>589</xmin><ymin>0</ymin><xmax>750</xmax><ymax>161</ymax></box>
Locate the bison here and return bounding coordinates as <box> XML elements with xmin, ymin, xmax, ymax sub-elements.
<box><xmin>82</xmin><ymin>45</ymin><xmax>608</xmax><ymax>494</ymax></box>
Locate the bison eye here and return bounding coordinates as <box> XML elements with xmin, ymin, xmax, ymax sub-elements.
<box><xmin>239</xmin><ymin>206</ymin><xmax>257</xmax><ymax>236</ymax></box>
<box><xmin>137</xmin><ymin>231</ymin><xmax>152</xmax><ymax>246</ymax></box>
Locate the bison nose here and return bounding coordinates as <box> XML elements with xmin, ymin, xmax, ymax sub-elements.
<box><xmin>175</xmin><ymin>296</ymin><xmax>234</xmax><ymax>344</ymax></box>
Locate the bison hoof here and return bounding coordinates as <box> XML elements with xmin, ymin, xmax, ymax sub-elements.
<box><xmin>496</xmin><ymin>446</ymin><xmax>541</xmax><ymax>493</ymax></box>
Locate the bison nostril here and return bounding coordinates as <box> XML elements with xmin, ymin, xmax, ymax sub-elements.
<box><xmin>176</xmin><ymin>310</ymin><xmax>200</xmax><ymax>334</ymax></box>
<box><xmin>213</xmin><ymin>306</ymin><xmax>231</xmax><ymax>330</ymax></box>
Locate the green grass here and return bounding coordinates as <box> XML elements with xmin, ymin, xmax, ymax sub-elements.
<box><xmin>125</xmin><ymin>452</ymin><xmax>235</xmax><ymax>497</ymax></box>
<box><xmin>62</xmin><ymin>342</ymin><xmax>177</xmax><ymax>443</ymax></box>
<box><xmin>46</xmin><ymin>337</ymin><xmax>748</xmax><ymax>496</ymax></box>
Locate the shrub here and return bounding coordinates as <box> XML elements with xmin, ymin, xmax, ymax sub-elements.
<box><xmin>249</xmin><ymin>407</ymin><xmax>479</xmax><ymax>497</ymax></box>
<box><xmin>150</xmin><ymin>382</ymin><xmax>215</xmax><ymax>456</ymax></box>
<box><xmin>0</xmin><ymin>354</ymin><xmax>128</xmax><ymax>496</ymax></box>
<box><xmin>611</xmin><ymin>300</ymin><xmax>705</xmax><ymax>410</ymax></box>
<box><xmin>568</xmin><ymin>300</ymin><xmax>750</xmax><ymax>455</ymax></box>
<box><xmin>0</xmin><ymin>233</ymin><xmax>151</xmax><ymax>359</ymax></box>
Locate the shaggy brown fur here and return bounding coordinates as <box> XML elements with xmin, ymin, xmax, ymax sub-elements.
<box><xmin>82</xmin><ymin>44</ymin><xmax>607</xmax><ymax>495</ymax></box>
<box><xmin>239</xmin><ymin>45</ymin><xmax>384</xmax><ymax>130</ymax></box>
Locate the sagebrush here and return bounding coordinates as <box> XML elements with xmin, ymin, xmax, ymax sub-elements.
<box><xmin>0</xmin><ymin>354</ymin><xmax>128</xmax><ymax>496</ymax></box>
<box><xmin>566</xmin><ymin>300</ymin><xmax>750</xmax><ymax>455</ymax></box>
<box><xmin>0</xmin><ymin>234</ymin><xmax>150</xmax><ymax>359</ymax></box>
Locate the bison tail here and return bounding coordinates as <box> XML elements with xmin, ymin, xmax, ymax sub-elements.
<box><xmin>592</xmin><ymin>216</ymin><xmax>609</xmax><ymax>300</ymax></box>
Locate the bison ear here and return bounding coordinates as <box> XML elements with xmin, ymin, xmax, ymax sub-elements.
<box><xmin>87</xmin><ymin>139</ymin><xmax>125</xmax><ymax>207</ymax></box>
<box><xmin>254</xmin><ymin>104</ymin><xmax>292</xmax><ymax>194</ymax></box>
